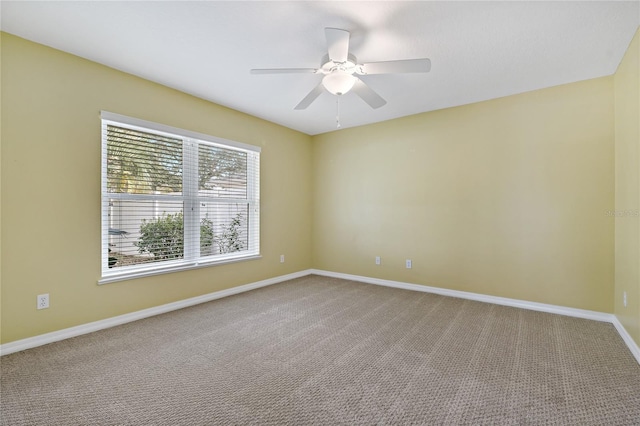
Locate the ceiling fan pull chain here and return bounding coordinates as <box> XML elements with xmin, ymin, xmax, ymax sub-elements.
<box><xmin>336</xmin><ymin>97</ymin><xmax>341</xmax><ymax>129</ymax></box>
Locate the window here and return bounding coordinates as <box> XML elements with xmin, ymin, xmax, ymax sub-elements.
<box><xmin>100</xmin><ymin>112</ymin><xmax>260</xmax><ymax>283</ymax></box>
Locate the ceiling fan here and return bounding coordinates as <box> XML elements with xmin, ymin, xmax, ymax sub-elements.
<box><xmin>251</xmin><ymin>28</ymin><xmax>431</xmax><ymax>110</ymax></box>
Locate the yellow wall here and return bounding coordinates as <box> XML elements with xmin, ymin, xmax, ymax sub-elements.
<box><xmin>312</xmin><ymin>77</ymin><xmax>615</xmax><ymax>312</ymax></box>
<box><xmin>614</xmin><ymin>28</ymin><xmax>640</xmax><ymax>347</ymax></box>
<box><xmin>0</xmin><ymin>33</ymin><xmax>313</xmax><ymax>343</ymax></box>
<box><xmin>0</xmin><ymin>33</ymin><xmax>4</xmax><ymax>339</ymax></box>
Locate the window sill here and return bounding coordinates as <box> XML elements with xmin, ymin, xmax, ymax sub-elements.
<box><xmin>98</xmin><ymin>254</ymin><xmax>262</xmax><ymax>285</ymax></box>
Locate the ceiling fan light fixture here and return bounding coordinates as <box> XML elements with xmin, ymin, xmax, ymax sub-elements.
<box><xmin>322</xmin><ymin>71</ymin><xmax>356</xmax><ymax>95</ymax></box>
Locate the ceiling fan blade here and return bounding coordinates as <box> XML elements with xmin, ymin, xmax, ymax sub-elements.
<box><xmin>251</xmin><ymin>68</ymin><xmax>319</xmax><ymax>74</ymax></box>
<box><xmin>351</xmin><ymin>78</ymin><xmax>386</xmax><ymax>109</ymax></box>
<box><xmin>325</xmin><ymin>28</ymin><xmax>350</xmax><ymax>63</ymax></box>
<box><xmin>357</xmin><ymin>58</ymin><xmax>431</xmax><ymax>75</ymax></box>
<box><xmin>294</xmin><ymin>82</ymin><xmax>325</xmax><ymax>110</ymax></box>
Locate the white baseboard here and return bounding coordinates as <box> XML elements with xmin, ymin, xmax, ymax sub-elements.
<box><xmin>3</xmin><ymin>268</ymin><xmax>639</xmax><ymax>366</ymax></box>
<box><xmin>0</xmin><ymin>270</ymin><xmax>311</xmax><ymax>356</ymax></box>
<box><xmin>311</xmin><ymin>269</ymin><xmax>611</xmax><ymax>321</ymax></box>
<box><xmin>611</xmin><ymin>316</ymin><xmax>640</xmax><ymax>365</ymax></box>
<box><xmin>310</xmin><ymin>269</ymin><xmax>640</xmax><ymax>364</ymax></box>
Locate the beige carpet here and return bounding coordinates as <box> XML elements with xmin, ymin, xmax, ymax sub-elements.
<box><xmin>1</xmin><ymin>275</ymin><xmax>639</xmax><ymax>425</ymax></box>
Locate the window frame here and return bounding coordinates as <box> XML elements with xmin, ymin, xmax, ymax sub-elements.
<box><xmin>100</xmin><ymin>111</ymin><xmax>261</xmax><ymax>284</ymax></box>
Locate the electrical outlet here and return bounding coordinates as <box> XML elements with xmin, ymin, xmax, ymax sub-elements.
<box><xmin>623</xmin><ymin>291</ymin><xmax>627</xmax><ymax>307</ymax></box>
<box><xmin>37</xmin><ymin>294</ymin><xmax>49</xmax><ymax>310</ymax></box>
<box><xmin>375</xmin><ymin>256</ymin><xmax>381</xmax><ymax>265</ymax></box>
<box><xmin>280</xmin><ymin>254</ymin><xmax>285</xmax><ymax>263</ymax></box>
<box><xmin>406</xmin><ymin>259</ymin><xmax>412</xmax><ymax>269</ymax></box>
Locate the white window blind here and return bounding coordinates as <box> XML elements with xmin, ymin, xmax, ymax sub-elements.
<box><xmin>100</xmin><ymin>112</ymin><xmax>260</xmax><ymax>283</ymax></box>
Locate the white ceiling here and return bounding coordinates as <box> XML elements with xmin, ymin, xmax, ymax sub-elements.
<box><xmin>2</xmin><ymin>1</ymin><xmax>639</xmax><ymax>135</ymax></box>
